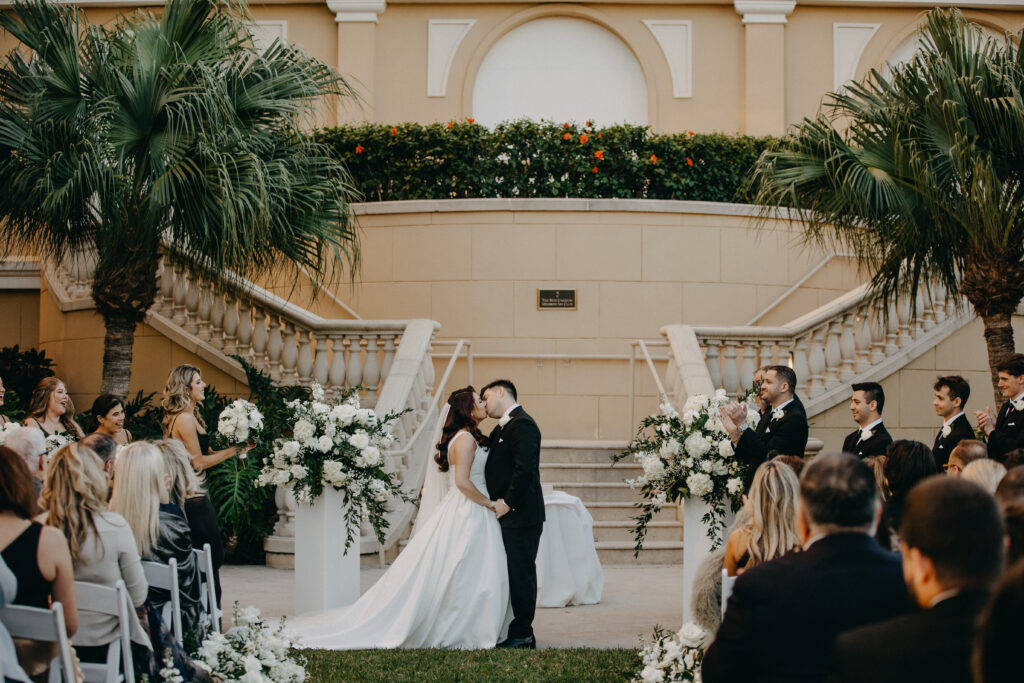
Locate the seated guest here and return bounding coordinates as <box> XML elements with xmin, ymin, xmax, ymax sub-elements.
<box><xmin>22</xmin><ymin>377</ymin><xmax>85</xmax><ymax>440</ymax></box>
<box><xmin>774</xmin><ymin>455</ymin><xmax>805</xmax><ymax>476</ymax></box>
<box><xmin>962</xmin><ymin>459</ymin><xmax>1007</xmax><ymax>495</ymax></box>
<box><xmin>882</xmin><ymin>440</ymin><xmax>939</xmax><ymax>550</ymax></box>
<box><xmin>89</xmin><ymin>394</ymin><xmax>132</xmax><ymax>446</ymax></box>
<box><xmin>862</xmin><ymin>456</ymin><xmax>888</xmax><ymax>501</ymax></box>
<box><xmin>702</xmin><ymin>453</ymin><xmax>909</xmax><ymax>683</ymax></box>
<box><xmin>932</xmin><ymin>375</ymin><xmax>975</xmax><ymax>469</ymax></box>
<box><xmin>976</xmin><ymin>353</ymin><xmax>1024</xmax><ymax>462</ymax></box>
<box><xmin>2</xmin><ymin>427</ymin><xmax>47</xmax><ymax>501</ymax></box>
<box><xmin>1002</xmin><ymin>448</ymin><xmax>1024</xmax><ymax>469</ymax></box>
<box><xmin>842</xmin><ymin>382</ymin><xmax>892</xmax><ymax>458</ymax></box>
<box><xmin>1002</xmin><ymin>502</ymin><xmax>1024</xmax><ymax>566</ymax></box>
<box><xmin>156</xmin><ymin>439</ymin><xmax>224</xmax><ymax>607</ymax></box>
<box><xmin>0</xmin><ymin>446</ymin><xmax>78</xmax><ymax>680</ymax></box>
<box><xmin>78</xmin><ymin>433</ymin><xmax>117</xmax><ymax>496</ymax></box>
<box><xmin>1</xmin><ymin>555</ymin><xmax>31</xmax><ymax>682</ymax></box>
<box><xmin>945</xmin><ymin>439</ymin><xmax>987</xmax><ymax>476</ymax></box>
<box><xmin>995</xmin><ymin>467</ymin><xmax>1024</xmax><ymax>508</ymax></box>
<box><xmin>972</xmin><ymin>559</ymin><xmax>1024</xmax><ymax>683</ymax></box>
<box><xmin>724</xmin><ymin>460</ymin><xmax>800</xmax><ymax>576</ymax></box>
<box><xmin>831</xmin><ymin>477</ymin><xmax>1005</xmax><ymax>683</ymax></box>
<box><xmin>109</xmin><ymin>442</ymin><xmax>202</xmax><ymax>640</ymax></box>
<box><xmin>720</xmin><ymin>365</ymin><xmax>809</xmax><ymax>485</ymax></box>
<box><xmin>39</xmin><ymin>444</ymin><xmax>151</xmax><ymax>672</ymax></box>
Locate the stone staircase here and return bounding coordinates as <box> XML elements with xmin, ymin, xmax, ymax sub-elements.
<box><xmin>540</xmin><ymin>442</ymin><xmax>684</xmax><ymax>564</ymax></box>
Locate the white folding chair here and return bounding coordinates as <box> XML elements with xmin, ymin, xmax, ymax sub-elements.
<box><xmin>0</xmin><ymin>602</ymin><xmax>76</xmax><ymax>683</ymax></box>
<box><xmin>74</xmin><ymin>580</ymin><xmax>135</xmax><ymax>683</ymax></box>
<box><xmin>141</xmin><ymin>559</ymin><xmax>182</xmax><ymax>643</ymax></box>
<box><xmin>192</xmin><ymin>544</ymin><xmax>221</xmax><ymax>634</ymax></box>
<box><xmin>721</xmin><ymin>569</ymin><xmax>738</xmax><ymax>619</ymax></box>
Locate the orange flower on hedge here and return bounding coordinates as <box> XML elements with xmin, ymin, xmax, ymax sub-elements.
<box><xmin>467</xmin><ymin>117</ymin><xmax>475</xmax><ymax>124</ymax></box>
<box><xmin>564</xmin><ymin>122</ymin><xmax>570</xmax><ymax>129</ymax></box>
<box><xmin>563</xmin><ymin>132</ymin><xmax>572</xmax><ymax>140</ymax></box>
<box><xmin>650</xmin><ymin>154</ymin><xmax>658</xmax><ymax>164</ymax></box>
<box><xmin>447</xmin><ymin>121</ymin><xmax>454</xmax><ymax>129</ymax></box>
<box><xmin>688</xmin><ymin>130</ymin><xmax>695</xmax><ymax>136</ymax></box>
<box><xmin>592</xmin><ymin>166</ymin><xmax>599</xmax><ymax>174</ymax></box>
<box><xmin>390</xmin><ymin>126</ymin><xmax>398</xmax><ymax>136</ymax></box>
<box><xmin>585</xmin><ymin>120</ymin><xmax>591</xmax><ymax>127</ymax></box>
<box><xmin>595</xmin><ymin>150</ymin><xmax>604</xmax><ymax>160</ymax></box>
<box><xmin>686</xmin><ymin>157</ymin><xmax>694</xmax><ymax>166</ymax></box>
<box><xmin>597</xmin><ymin>132</ymin><xmax>603</xmax><ymax>139</ymax></box>
<box><xmin>579</xmin><ymin>134</ymin><xmax>589</xmax><ymax>144</ymax></box>
<box><xmin>355</xmin><ymin>144</ymin><xmax>364</xmax><ymax>154</ymax></box>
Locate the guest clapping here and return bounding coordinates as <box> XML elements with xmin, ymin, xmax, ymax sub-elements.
<box><xmin>90</xmin><ymin>394</ymin><xmax>132</xmax><ymax>446</ymax></box>
<box><xmin>932</xmin><ymin>376</ymin><xmax>974</xmax><ymax>468</ymax></box>
<box><xmin>842</xmin><ymin>382</ymin><xmax>892</xmax><ymax>458</ymax></box>
<box><xmin>976</xmin><ymin>354</ymin><xmax>1024</xmax><ymax>463</ymax></box>
<box><xmin>161</xmin><ymin>365</ymin><xmax>245</xmax><ymax>473</ymax></box>
<box><xmin>23</xmin><ymin>377</ymin><xmax>84</xmax><ymax>440</ymax></box>
<box><xmin>723</xmin><ymin>460</ymin><xmax>800</xmax><ymax>577</ymax></box>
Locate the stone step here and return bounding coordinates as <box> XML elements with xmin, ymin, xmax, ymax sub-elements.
<box><xmin>540</xmin><ymin>442</ymin><xmax>629</xmax><ymax>464</ymax></box>
<box><xmin>583</xmin><ymin>501</ymin><xmax>679</xmax><ymax>523</ymax></box>
<box><xmin>540</xmin><ymin>462</ymin><xmax>640</xmax><ymax>483</ymax></box>
<box><xmin>546</xmin><ymin>481</ymin><xmax>643</xmax><ymax>503</ymax></box>
<box><xmin>592</xmin><ymin>520</ymin><xmax>682</xmax><ymax>543</ymax></box>
<box><xmin>595</xmin><ymin>540</ymin><xmax>684</xmax><ymax>565</ymax></box>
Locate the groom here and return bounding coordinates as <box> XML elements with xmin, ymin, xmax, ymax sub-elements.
<box><xmin>482</xmin><ymin>379</ymin><xmax>544</xmax><ymax>649</ymax></box>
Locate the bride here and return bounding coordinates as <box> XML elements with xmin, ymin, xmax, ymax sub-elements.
<box><xmin>289</xmin><ymin>386</ymin><xmax>513</xmax><ymax>649</ymax></box>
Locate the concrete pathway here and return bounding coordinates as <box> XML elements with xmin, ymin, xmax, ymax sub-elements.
<box><xmin>221</xmin><ymin>564</ymin><xmax>681</xmax><ymax>649</ymax></box>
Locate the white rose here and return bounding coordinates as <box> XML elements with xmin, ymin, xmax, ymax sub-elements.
<box><xmin>726</xmin><ymin>477</ymin><xmax>744</xmax><ymax>494</ymax></box>
<box><xmin>678</xmin><ymin>622</ymin><xmax>706</xmax><ymax>647</ymax></box>
<box><xmin>332</xmin><ymin>404</ymin><xmax>358</xmax><ymax>425</ymax></box>
<box><xmin>684</xmin><ymin>432</ymin><xmax>711</xmax><ymax>458</ymax></box>
<box><xmin>317</xmin><ymin>435</ymin><xmax>333</xmax><ymax>453</ymax></box>
<box><xmin>348</xmin><ymin>431</ymin><xmax>370</xmax><ymax>450</ymax></box>
<box><xmin>718</xmin><ymin>439</ymin><xmax>734</xmax><ymax>458</ymax></box>
<box><xmin>686</xmin><ymin>472</ymin><xmax>714</xmax><ymax>497</ymax></box>
<box><xmin>356</xmin><ymin>409</ymin><xmax>376</xmax><ymax>425</ymax></box>
<box><xmin>682</xmin><ymin>410</ymin><xmax>698</xmax><ymax>426</ymax></box>
<box><xmin>361</xmin><ymin>446</ymin><xmax>382</xmax><ymax>467</ymax></box>
<box><xmin>311</xmin><ymin>384</ymin><xmax>326</xmax><ymax>401</ymax></box>
<box><xmin>293</xmin><ymin>419</ymin><xmax>315</xmax><ymax>443</ymax></box>
<box><xmin>660</xmin><ymin>438</ymin><xmax>681</xmax><ymax>458</ymax></box>
<box><xmin>281</xmin><ymin>440</ymin><xmax>300</xmax><ymax>458</ymax></box>
<box><xmin>290</xmin><ymin>464</ymin><xmax>308</xmax><ymax>480</ymax></box>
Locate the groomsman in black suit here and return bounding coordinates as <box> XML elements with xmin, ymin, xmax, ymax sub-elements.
<box><xmin>721</xmin><ymin>365</ymin><xmax>809</xmax><ymax>485</ymax></box>
<box><xmin>841</xmin><ymin>382</ymin><xmax>892</xmax><ymax>458</ymax></box>
<box><xmin>831</xmin><ymin>477</ymin><xmax>1004</xmax><ymax>683</ymax></box>
<box><xmin>976</xmin><ymin>354</ymin><xmax>1024</xmax><ymax>463</ymax></box>
<box><xmin>932</xmin><ymin>375</ymin><xmax>975</xmax><ymax>469</ymax></box>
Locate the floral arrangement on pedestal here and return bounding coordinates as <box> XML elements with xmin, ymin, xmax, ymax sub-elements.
<box><xmin>614</xmin><ymin>389</ymin><xmax>760</xmax><ymax>553</ymax></box>
<box><xmin>255</xmin><ymin>384</ymin><xmax>414</xmax><ymax>549</ymax></box>
<box><xmin>632</xmin><ymin>623</ymin><xmax>709</xmax><ymax>683</ymax></box>
<box><xmin>193</xmin><ymin>605</ymin><xmax>306</xmax><ymax>682</ymax></box>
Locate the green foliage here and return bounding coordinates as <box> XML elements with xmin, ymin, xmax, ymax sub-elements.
<box><xmin>317</xmin><ymin>120</ymin><xmax>773</xmax><ymax>202</ymax></box>
<box><xmin>0</xmin><ymin>345</ymin><xmax>55</xmax><ymax>421</ymax></box>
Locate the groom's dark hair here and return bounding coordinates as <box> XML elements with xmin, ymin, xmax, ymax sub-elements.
<box><xmin>482</xmin><ymin>379</ymin><xmax>517</xmax><ymax>402</ymax></box>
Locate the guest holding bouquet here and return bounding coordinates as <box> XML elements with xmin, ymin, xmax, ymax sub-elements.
<box><xmin>161</xmin><ymin>365</ymin><xmax>246</xmax><ymax>473</ymax></box>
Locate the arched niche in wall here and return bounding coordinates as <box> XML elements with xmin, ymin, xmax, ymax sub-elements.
<box><xmin>469</xmin><ymin>16</ymin><xmax>649</xmax><ymax>128</ymax></box>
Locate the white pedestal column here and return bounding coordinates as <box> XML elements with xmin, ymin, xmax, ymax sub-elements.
<box><xmin>681</xmin><ymin>498</ymin><xmax>734</xmax><ymax>624</ymax></box>
<box><xmin>294</xmin><ymin>487</ymin><xmax>361</xmax><ymax>615</ymax></box>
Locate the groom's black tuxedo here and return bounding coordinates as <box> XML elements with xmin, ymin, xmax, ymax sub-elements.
<box><xmin>485</xmin><ymin>405</ymin><xmax>544</xmax><ymax>642</ymax></box>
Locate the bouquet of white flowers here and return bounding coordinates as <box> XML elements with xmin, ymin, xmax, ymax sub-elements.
<box><xmin>216</xmin><ymin>399</ymin><xmax>265</xmax><ymax>454</ymax></box>
<box><xmin>614</xmin><ymin>388</ymin><xmax>760</xmax><ymax>553</ymax></box>
<box><xmin>633</xmin><ymin>623</ymin><xmax>708</xmax><ymax>683</ymax></box>
<box><xmin>44</xmin><ymin>432</ymin><xmax>74</xmax><ymax>459</ymax></box>
<box><xmin>255</xmin><ymin>384</ymin><xmax>413</xmax><ymax>549</ymax></box>
<box><xmin>194</xmin><ymin>605</ymin><xmax>306</xmax><ymax>683</ymax></box>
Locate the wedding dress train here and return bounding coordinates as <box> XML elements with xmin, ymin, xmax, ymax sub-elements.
<box><xmin>289</xmin><ymin>431</ymin><xmax>513</xmax><ymax>649</ymax></box>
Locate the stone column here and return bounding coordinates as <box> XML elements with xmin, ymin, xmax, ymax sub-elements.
<box><xmin>734</xmin><ymin>1</ymin><xmax>795</xmax><ymax>136</ymax></box>
<box><xmin>328</xmin><ymin>0</ymin><xmax>386</xmax><ymax>124</ymax></box>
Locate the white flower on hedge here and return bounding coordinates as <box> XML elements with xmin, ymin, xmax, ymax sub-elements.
<box><xmin>726</xmin><ymin>477</ymin><xmax>743</xmax><ymax>494</ymax></box>
<box><xmin>678</xmin><ymin>622</ymin><xmax>706</xmax><ymax>647</ymax></box>
<box><xmin>331</xmin><ymin>403</ymin><xmax>358</xmax><ymax>425</ymax></box>
<box><xmin>317</xmin><ymin>435</ymin><xmax>333</xmax><ymax>453</ymax></box>
<box><xmin>369</xmin><ymin>478</ymin><xmax>388</xmax><ymax>502</ymax></box>
<box><xmin>681</xmin><ymin>456</ymin><xmax>694</xmax><ymax>469</ymax></box>
<box><xmin>686</xmin><ymin>472</ymin><xmax>714</xmax><ymax>496</ymax></box>
<box><xmin>348</xmin><ymin>431</ymin><xmax>370</xmax><ymax>450</ymax></box>
<box><xmin>293</xmin><ymin>419</ymin><xmax>315</xmax><ymax>443</ymax></box>
<box><xmin>684</xmin><ymin>432</ymin><xmax>711</xmax><ymax>458</ymax></box>
<box><xmin>290</xmin><ymin>464</ymin><xmax>308</xmax><ymax>480</ymax></box>
<box><xmin>718</xmin><ymin>439</ymin><xmax>735</xmax><ymax>458</ymax></box>
<box><xmin>642</xmin><ymin>455</ymin><xmax>666</xmax><ymax>479</ymax></box>
<box><xmin>657</xmin><ymin>423</ymin><xmax>671</xmax><ymax>435</ymax></box>
<box><xmin>361</xmin><ymin>446</ymin><xmax>382</xmax><ymax>467</ymax></box>
<box><xmin>272</xmin><ymin>470</ymin><xmax>291</xmax><ymax>486</ymax></box>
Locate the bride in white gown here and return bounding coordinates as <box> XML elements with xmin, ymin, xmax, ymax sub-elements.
<box><xmin>289</xmin><ymin>387</ymin><xmax>513</xmax><ymax>649</ymax></box>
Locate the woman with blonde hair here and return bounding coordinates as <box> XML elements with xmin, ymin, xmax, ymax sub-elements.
<box><xmin>110</xmin><ymin>442</ymin><xmax>201</xmax><ymax>638</ymax></box>
<box><xmin>23</xmin><ymin>377</ymin><xmax>84</xmax><ymax>440</ymax></box>
<box><xmin>40</xmin><ymin>443</ymin><xmax>151</xmax><ymax>672</ymax></box>
<box><xmin>161</xmin><ymin>365</ymin><xmax>245</xmax><ymax>472</ymax></box>
<box><xmin>962</xmin><ymin>459</ymin><xmax>1007</xmax><ymax>495</ymax></box>
<box><xmin>724</xmin><ymin>460</ymin><xmax>801</xmax><ymax>576</ymax></box>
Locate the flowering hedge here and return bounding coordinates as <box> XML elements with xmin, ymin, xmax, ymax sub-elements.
<box><xmin>316</xmin><ymin>120</ymin><xmax>773</xmax><ymax>202</ymax></box>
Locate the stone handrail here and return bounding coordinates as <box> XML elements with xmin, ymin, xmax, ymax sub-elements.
<box><xmin>663</xmin><ymin>281</ymin><xmax>973</xmax><ymax>418</ymax></box>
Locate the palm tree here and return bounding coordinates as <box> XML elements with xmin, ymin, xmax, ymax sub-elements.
<box><xmin>0</xmin><ymin>0</ymin><xmax>358</xmax><ymax>397</ymax></box>
<box><xmin>751</xmin><ymin>8</ymin><xmax>1024</xmax><ymax>405</ymax></box>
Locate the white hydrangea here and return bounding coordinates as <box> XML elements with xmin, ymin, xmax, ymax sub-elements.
<box><xmin>718</xmin><ymin>439</ymin><xmax>735</xmax><ymax>458</ymax></box>
<box><xmin>290</xmin><ymin>464</ymin><xmax>308</xmax><ymax>480</ymax></box>
<box><xmin>331</xmin><ymin>403</ymin><xmax>358</xmax><ymax>426</ymax></box>
<box><xmin>686</xmin><ymin>472</ymin><xmax>714</xmax><ymax>497</ymax></box>
<box><xmin>317</xmin><ymin>435</ymin><xmax>333</xmax><ymax>453</ymax></box>
<box><xmin>293</xmin><ymin>419</ymin><xmax>315</xmax><ymax>444</ymax></box>
<box><xmin>348</xmin><ymin>431</ymin><xmax>370</xmax><ymax>450</ymax></box>
<box><xmin>642</xmin><ymin>455</ymin><xmax>666</xmax><ymax>479</ymax></box>
<box><xmin>684</xmin><ymin>432</ymin><xmax>711</xmax><ymax>458</ymax></box>
<box><xmin>726</xmin><ymin>477</ymin><xmax>744</xmax><ymax>494</ymax></box>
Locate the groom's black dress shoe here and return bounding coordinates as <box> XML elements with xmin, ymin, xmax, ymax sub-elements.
<box><xmin>496</xmin><ymin>636</ymin><xmax>536</xmax><ymax>650</ymax></box>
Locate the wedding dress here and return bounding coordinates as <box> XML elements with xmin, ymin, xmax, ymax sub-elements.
<box><xmin>289</xmin><ymin>430</ymin><xmax>513</xmax><ymax>649</ymax></box>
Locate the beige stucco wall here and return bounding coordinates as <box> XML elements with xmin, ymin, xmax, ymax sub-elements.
<box><xmin>0</xmin><ymin>291</ymin><xmax>40</xmax><ymax>350</ymax></box>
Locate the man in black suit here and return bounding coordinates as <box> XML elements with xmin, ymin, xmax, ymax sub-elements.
<box><xmin>977</xmin><ymin>354</ymin><xmax>1024</xmax><ymax>463</ymax></box>
<box><xmin>841</xmin><ymin>382</ymin><xmax>892</xmax><ymax>458</ymax></box>
<box><xmin>481</xmin><ymin>379</ymin><xmax>544</xmax><ymax>650</ymax></box>
<box><xmin>702</xmin><ymin>453</ymin><xmax>909</xmax><ymax>683</ymax></box>
<box><xmin>830</xmin><ymin>477</ymin><xmax>1004</xmax><ymax>683</ymax></box>
<box><xmin>721</xmin><ymin>365</ymin><xmax>809</xmax><ymax>485</ymax></box>
<box><xmin>932</xmin><ymin>375</ymin><xmax>975</xmax><ymax>469</ymax></box>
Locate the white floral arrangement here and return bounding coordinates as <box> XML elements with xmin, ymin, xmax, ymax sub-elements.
<box><xmin>614</xmin><ymin>389</ymin><xmax>759</xmax><ymax>553</ymax></box>
<box><xmin>255</xmin><ymin>384</ymin><xmax>414</xmax><ymax>549</ymax></box>
<box><xmin>194</xmin><ymin>605</ymin><xmax>306</xmax><ymax>683</ymax></box>
<box><xmin>0</xmin><ymin>421</ymin><xmax>21</xmax><ymax>445</ymax></box>
<box><xmin>633</xmin><ymin>623</ymin><xmax>708</xmax><ymax>683</ymax></box>
<box><xmin>44</xmin><ymin>432</ymin><xmax>74</xmax><ymax>459</ymax></box>
<box><xmin>216</xmin><ymin>399</ymin><xmax>265</xmax><ymax>455</ymax></box>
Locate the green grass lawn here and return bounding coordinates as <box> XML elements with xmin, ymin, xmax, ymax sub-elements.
<box><xmin>298</xmin><ymin>647</ymin><xmax>638</xmax><ymax>682</ymax></box>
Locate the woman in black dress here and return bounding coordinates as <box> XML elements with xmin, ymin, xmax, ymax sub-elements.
<box><xmin>160</xmin><ymin>364</ymin><xmax>244</xmax><ymax>473</ymax></box>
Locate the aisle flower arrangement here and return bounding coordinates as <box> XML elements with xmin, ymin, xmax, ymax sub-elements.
<box><xmin>614</xmin><ymin>389</ymin><xmax>759</xmax><ymax>553</ymax></box>
<box><xmin>632</xmin><ymin>623</ymin><xmax>708</xmax><ymax>683</ymax></box>
<box><xmin>194</xmin><ymin>605</ymin><xmax>306</xmax><ymax>682</ymax></box>
<box><xmin>255</xmin><ymin>384</ymin><xmax>414</xmax><ymax>549</ymax></box>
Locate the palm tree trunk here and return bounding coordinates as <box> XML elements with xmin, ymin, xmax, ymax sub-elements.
<box><xmin>980</xmin><ymin>310</ymin><xmax>1016</xmax><ymax>408</ymax></box>
<box><xmin>100</xmin><ymin>311</ymin><xmax>138</xmax><ymax>397</ymax></box>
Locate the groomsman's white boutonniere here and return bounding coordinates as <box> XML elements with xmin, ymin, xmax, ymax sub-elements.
<box><xmin>941</xmin><ymin>424</ymin><xmax>952</xmax><ymax>438</ymax></box>
<box><xmin>860</xmin><ymin>428</ymin><xmax>874</xmax><ymax>441</ymax></box>
<box><xmin>498</xmin><ymin>415</ymin><xmax>512</xmax><ymax>428</ymax></box>
<box><xmin>771</xmin><ymin>407</ymin><xmax>784</xmax><ymax>421</ymax></box>
<box><xmin>1012</xmin><ymin>397</ymin><xmax>1024</xmax><ymax>412</ymax></box>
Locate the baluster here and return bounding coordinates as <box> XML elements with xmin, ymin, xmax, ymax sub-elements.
<box><xmin>839</xmin><ymin>313</ymin><xmax>857</xmax><ymax>382</ymax></box>
<box><xmin>380</xmin><ymin>335</ymin><xmax>397</xmax><ymax>381</ymax></box>
<box><xmin>758</xmin><ymin>341</ymin><xmax>775</xmax><ymax>369</ymax></box>
<box><xmin>183</xmin><ymin>277</ymin><xmax>201</xmax><ymax>335</ymax></box>
<box><xmin>793</xmin><ymin>335</ymin><xmax>809</xmax><ymax>392</ymax></box>
<box><xmin>312</xmin><ymin>336</ymin><xmax>330</xmax><ymax>388</ymax></box>
<box><xmin>363</xmin><ymin>336</ymin><xmax>381</xmax><ymax>404</ymax></box>
<box><xmin>296</xmin><ymin>328</ymin><xmax>314</xmax><ymax>385</ymax></box>
<box><xmin>885</xmin><ymin>301</ymin><xmax>900</xmax><ymax>356</ymax></box>
<box><xmin>721</xmin><ymin>341</ymin><xmax>740</xmax><ymax>397</ymax></box>
<box><xmin>808</xmin><ymin>328</ymin><xmax>827</xmax><ymax>397</ymax></box>
<box><xmin>739</xmin><ymin>343</ymin><xmax>757</xmax><ymax>395</ymax></box>
<box><xmin>919</xmin><ymin>288</ymin><xmax>935</xmax><ymax>332</ymax></box>
<box><xmin>156</xmin><ymin>258</ymin><xmax>175</xmax><ymax>315</ymax></box>
<box><xmin>280</xmin><ymin>321</ymin><xmax>299</xmax><ymax>384</ymax></box>
<box><xmin>196</xmin><ymin>283</ymin><xmax>213</xmax><ymax>342</ymax></box>
<box><xmin>251</xmin><ymin>308</ymin><xmax>268</xmax><ymax>369</ymax></box>
<box><xmin>823</xmin><ymin>321</ymin><xmax>842</xmax><ymax>390</ymax></box>
<box><xmin>328</xmin><ymin>334</ymin><xmax>346</xmax><ymax>392</ymax></box>
<box><xmin>236</xmin><ymin>300</ymin><xmax>253</xmax><ymax>362</ymax></box>
<box><xmin>210</xmin><ymin>292</ymin><xmax>226</xmax><ymax>351</ymax></box>
<box><xmin>870</xmin><ymin>305</ymin><xmax>887</xmax><ymax>364</ymax></box>
<box><xmin>704</xmin><ymin>341</ymin><xmax>722</xmax><ymax>391</ymax></box>
<box><xmin>172</xmin><ymin>263</ymin><xmax>188</xmax><ymax>326</ymax></box>
<box><xmin>346</xmin><ymin>335</ymin><xmax>365</xmax><ymax>392</ymax></box>
<box><xmin>266</xmin><ymin>314</ymin><xmax>284</xmax><ymax>381</ymax></box>
<box><xmin>222</xmin><ymin>294</ymin><xmax>239</xmax><ymax>355</ymax></box>
<box><xmin>932</xmin><ymin>282</ymin><xmax>947</xmax><ymax>323</ymax></box>
<box><xmin>897</xmin><ymin>296</ymin><xmax>913</xmax><ymax>347</ymax></box>
<box><xmin>854</xmin><ymin>305</ymin><xmax>871</xmax><ymax>372</ymax></box>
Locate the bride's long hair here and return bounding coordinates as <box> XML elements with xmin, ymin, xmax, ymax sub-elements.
<box><xmin>435</xmin><ymin>387</ymin><xmax>487</xmax><ymax>472</ymax></box>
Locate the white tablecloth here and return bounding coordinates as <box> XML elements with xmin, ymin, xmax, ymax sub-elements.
<box><xmin>536</xmin><ymin>490</ymin><xmax>604</xmax><ymax>607</ymax></box>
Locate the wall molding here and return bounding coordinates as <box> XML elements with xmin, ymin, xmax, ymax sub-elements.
<box><xmin>833</xmin><ymin>22</ymin><xmax>881</xmax><ymax>90</ymax></box>
<box><xmin>642</xmin><ymin>20</ymin><xmax>693</xmax><ymax>99</ymax></box>
<box><xmin>427</xmin><ymin>19</ymin><xmax>477</xmax><ymax>97</ymax></box>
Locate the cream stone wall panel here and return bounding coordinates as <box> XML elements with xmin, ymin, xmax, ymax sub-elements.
<box><xmin>598</xmin><ymin>281</ymin><xmax>683</xmax><ymax>338</ymax></box>
<box><xmin>471</xmin><ymin>225</ymin><xmax>557</xmax><ymax>280</ymax></box>
<box><xmin>934</xmin><ymin>318</ymin><xmax>999</xmax><ymax>370</ymax></box>
<box><xmin>512</xmin><ymin>281</ymin><xmax>599</xmax><ymax>338</ymax></box>
<box><xmin>556</xmin><ymin>224</ymin><xmax>642</xmax><ymax>280</ymax></box>
<box><xmin>351</xmin><ymin>224</ymin><xmax>394</xmax><ymax>283</ymax></box>
<box><xmin>392</xmin><ymin>224</ymin><xmax>472</xmax><ymax>281</ymax></box>
<box><xmin>641</xmin><ymin>224</ymin><xmax>721</xmax><ymax>282</ymax></box>
<box><xmin>683</xmin><ymin>282</ymin><xmax>758</xmax><ymax>325</ymax></box>
<box><xmin>555</xmin><ymin>358</ymin><xmax>633</xmax><ymax>397</ymax></box>
<box><xmin>905</xmin><ymin>348</ymin><xmax>936</xmax><ymax>372</ymax></box>
<box><xmin>434</xmin><ymin>211</ymin><xmax>516</xmax><ymax>225</ymax></box>
<box><xmin>520</xmin><ymin>393</ymin><xmax>600</xmax><ymax>440</ymax></box>
<box><xmin>600</xmin><ymin>395</ymin><xmax>654</xmax><ymax>441</ymax></box>
<box><xmin>429</xmin><ymin>280</ymin><xmax>513</xmax><ymax>337</ymax></box>
<box><xmin>0</xmin><ymin>292</ymin><xmax>40</xmax><ymax>349</ymax></box>
<box><xmin>344</xmin><ymin>282</ymin><xmax>431</xmax><ymax>319</ymax></box>
<box><xmin>719</xmin><ymin>228</ymin><xmax>792</xmax><ymax>286</ymax></box>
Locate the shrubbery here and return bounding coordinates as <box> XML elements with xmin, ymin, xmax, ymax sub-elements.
<box><xmin>317</xmin><ymin>120</ymin><xmax>774</xmax><ymax>203</ymax></box>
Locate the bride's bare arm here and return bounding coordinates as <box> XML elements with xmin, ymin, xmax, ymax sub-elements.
<box><xmin>451</xmin><ymin>434</ymin><xmax>496</xmax><ymax>510</ymax></box>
